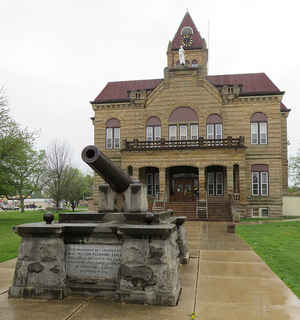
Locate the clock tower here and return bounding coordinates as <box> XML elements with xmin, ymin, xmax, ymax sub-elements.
<box><xmin>167</xmin><ymin>11</ymin><xmax>208</xmax><ymax>75</ymax></box>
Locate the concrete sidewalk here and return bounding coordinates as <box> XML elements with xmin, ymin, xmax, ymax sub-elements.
<box><xmin>1</xmin><ymin>221</ymin><xmax>300</xmax><ymax>320</ymax></box>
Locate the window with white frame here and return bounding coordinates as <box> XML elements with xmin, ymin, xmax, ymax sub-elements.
<box><xmin>251</xmin><ymin>122</ymin><xmax>267</xmax><ymax>144</ymax></box>
<box><xmin>146</xmin><ymin>126</ymin><xmax>161</xmax><ymax>141</ymax></box>
<box><xmin>146</xmin><ymin>172</ymin><xmax>159</xmax><ymax>196</ymax></box>
<box><xmin>169</xmin><ymin>125</ymin><xmax>177</xmax><ymax>141</ymax></box>
<box><xmin>106</xmin><ymin>119</ymin><xmax>120</xmax><ymax>150</ymax></box>
<box><xmin>146</xmin><ymin>117</ymin><xmax>161</xmax><ymax>142</ymax></box>
<box><xmin>251</xmin><ymin>113</ymin><xmax>268</xmax><ymax>144</ymax></box>
<box><xmin>252</xmin><ymin>207</ymin><xmax>269</xmax><ymax>217</ymax></box>
<box><xmin>190</xmin><ymin>124</ymin><xmax>199</xmax><ymax>140</ymax></box>
<box><xmin>179</xmin><ymin>125</ymin><xmax>188</xmax><ymax>140</ymax></box>
<box><xmin>106</xmin><ymin>127</ymin><xmax>120</xmax><ymax>149</ymax></box>
<box><xmin>206</xmin><ymin>114</ymin><xmax>223</xmax><ymax>140</ymax></box>
<box><xmin>252</xmin><ymin>170</ymin><xmax>268</xmax><ymax>196</ymax></box>
<box><xmin>206</xmin><ymin>123</ymin><xmax>222</xmax><ymax>140</ymax></box>
<box><xmin>207</xmin><ymin>171</ymin><xmax>224</xmax><ymax>196</ymax></box>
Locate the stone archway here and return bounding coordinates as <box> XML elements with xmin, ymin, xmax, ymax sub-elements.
<box><xmin>167</xmin><ymin>166</ymin><xmax>198</xmax><ymax>202</ymax></box>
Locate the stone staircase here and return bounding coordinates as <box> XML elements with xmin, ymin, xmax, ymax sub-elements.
<box><xmin>167</xmin><ymin>202</ymin><xmax>199</xmax><ymax>220</ymax></box>
<box><xmin>167</xmin><ymin>198</ymin><xmax>233</xmax><ymax>221</ymax></box>
<box><xmin>206</xmin><ymin>197</ymin><xmax>232</xmax><ymax>221</ymax></box>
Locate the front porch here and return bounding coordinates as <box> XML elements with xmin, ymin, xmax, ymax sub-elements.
<box><xmin>138</xmin><ymin>164</ymin><xmax>242</xmax><ymax>221</ymax></box>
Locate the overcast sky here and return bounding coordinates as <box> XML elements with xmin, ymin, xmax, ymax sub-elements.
<box><xmin>0</xmin><ymin>0</ymin><xmax>299</xmax><ymax>171</ymax></box>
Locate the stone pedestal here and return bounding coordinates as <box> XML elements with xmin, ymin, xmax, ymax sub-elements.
<box><xmin>9</xmin><ymin>211</ymin><xmax>188</xmax><ymax>306</ymax></box>
<box><xmin>9</xmin><ymin>224</ymin><xmax>66</xmax><ymax>299</ymax></box>
<box><xmin>118</xmin><ymin>225</ymin><xmax>180</xmax><ymax>306</ymax></box>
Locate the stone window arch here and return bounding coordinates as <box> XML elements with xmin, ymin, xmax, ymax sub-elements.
<box><xmin>206</xmin><ymin>114</ymin><xmax>222</xmax><ymax>140</ymax></box>
<box><xmin>168</xmin><ymin>107</ymin><xmax>198</xmax><ymax>141</ymax></box>
<box><xmin>146</xmin><ymin>116</ymin><xmax>161</xmax><ymax>141</ymax></box>
<box><xmin>251</xmin><ymin>164</ymin><xmax>269</xmax><ymax>196</ymax></box>
<box><xmin>106</xmin><ymin>118</ymin><xmax>120</xmax><ymax>149</ymax></box>
<box><xmin>250</xmin><ymin>112</ymin><xmax>268</xmax><ymax>144</ymax></box>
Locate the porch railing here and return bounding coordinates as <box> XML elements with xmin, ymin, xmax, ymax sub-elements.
<box><xmin>122</xmin><ymin>136</ymin><xmax>245</xmax><ymax>151</ymax></box>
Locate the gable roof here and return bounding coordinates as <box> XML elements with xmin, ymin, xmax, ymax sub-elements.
<box><xmin>171</xmin><ymin>12</ymin><xmax>204</xmax><ymax>50</ymax></box>
<box><xmin>92</xmin><ymin>73</ymin><xmax>289</xmax><ymax>111</ymax></box>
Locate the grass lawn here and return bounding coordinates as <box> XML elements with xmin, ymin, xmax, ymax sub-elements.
<box><xmin>240</xmin><ymin>216</ymin><xmax>300</xmax><ymax>222</ymax></box>
<box><xmin>0</xmin><ymin>209</ymin><xmax>87</xmax><ymax>263</ymax></box>
<box><xmin>237</xmin><ymin>221</ymin><xmax>300</xmax><ymax>298</ymax></box>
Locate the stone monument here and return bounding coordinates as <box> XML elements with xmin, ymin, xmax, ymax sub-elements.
<box><xmin>9</xmin><ymin>145</ymin><xmax>189</xmax><ymax>306</ymax></box>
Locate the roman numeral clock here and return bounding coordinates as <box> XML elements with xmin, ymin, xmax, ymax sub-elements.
<box><xmin>181</xmin><ymin>26</ymin><xmax>193</xmax><ymax>48</ymax></box>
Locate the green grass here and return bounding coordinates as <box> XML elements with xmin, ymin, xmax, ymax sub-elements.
<box><xmin>236</xmin><ymin>221</ymin><xmax>300</xmax><ymax>298</ymax></box>
<box><xmin>0</xmin><ymin>209</ymin><xmax>87</xmax><ymax>263</ymax></box>
<box><xmin>240</xmin><ymin>216</ymin><xmax>300</xmax><ymax>222</ymax></box>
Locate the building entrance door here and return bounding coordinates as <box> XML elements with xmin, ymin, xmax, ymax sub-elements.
<box><xmin>173</xmin><ymin>178</ymin><xmax>194</xmax><ymax>202</ymax></box>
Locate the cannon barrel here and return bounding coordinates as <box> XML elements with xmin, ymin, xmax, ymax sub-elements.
<box><xmin>81</xmin><ymin>145</ymin><xmax>133</xmax><ymax>193</ymax></box>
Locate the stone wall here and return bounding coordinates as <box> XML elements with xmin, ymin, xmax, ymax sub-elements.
<box><xmin>91</xmin><ymin>67</ymin><xmax>288</xmax><ymax>216</ymax></box>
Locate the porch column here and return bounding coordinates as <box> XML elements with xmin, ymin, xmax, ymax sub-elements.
<box><xmin>132</xmin><ymin>167</ymin><xmax>139</xmax><ymax>180</ymax></box>
<box><xmin>198</xmin><ymin>167</ymin><xmax>206</xmax><ymax>200</ymax></box>
<box><xmin>159</xmin><ymin>168</ymin><xmax>166</xmax><ymax>200</ymax></box>
<box><xmin>227</xmin><ymin>166</ymin><xmax>234</xmax><ymax>196</ymax></box>
<box><xmin>239</xmin><ymin>165</ymin><xmax>247</xmax><ymax>203</ymax></box>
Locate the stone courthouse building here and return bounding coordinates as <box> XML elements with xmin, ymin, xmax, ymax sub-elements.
<box><xmin>89</xmin><ymin>12</ymin><xmax>290</xmax><ymax>219</ymax></box>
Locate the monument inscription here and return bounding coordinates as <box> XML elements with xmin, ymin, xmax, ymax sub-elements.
<box><xmin>66</xmin><ymin>244</ymin><xmax>121</xmax><ymax>280</ymax></box>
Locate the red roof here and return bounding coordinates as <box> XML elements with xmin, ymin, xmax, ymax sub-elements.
<box><xmin>280</xmin><ymin>102</ymin><xmax>290</xmax><ymax>112</ymax></box>
<box><xmin>171</xmin><ymin>12</ymin><xmax>203</xmax><ymax>50</ymax></box>
<box><xmin>207</xmin><ymin>73</ymin><xmax>281</xmax><ymax>94</ymax></box>
<box><xmin>93</xmin><ymin>73</ymin><xmax>289</xmax><ymax>111</ymax></box>
<box><xmin>93</xmin><ymin>79</ymin><xmax>162</xmax><ymax>103</ymax></box>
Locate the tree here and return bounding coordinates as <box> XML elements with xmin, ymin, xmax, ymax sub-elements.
<box><xmin>82</xmin><ymin>173</ymin><xmax>93</xmax><ymax>199</ymax></box>
<box><xmin>0</xmin><ymin>87</ymin><xmax>38</xmax><ymax>201</ymax></box>
<box><xmin>64</xmin><ymin>168</ymin><xmax>86</xmax><ymax>212</ymax></box>
<box><xmin>289</xmin><ymin>152</ymin><xmax>300</xmax><ymax>188</ymax></box>
<box><xmin>1</xmin><ymin>145</ymin><xmax>45</xmax><ymax>212</ymax></box>
<box><xmin>44</xmin><ymin>141</ymin><xmax>71</xmax><ymax>209</ymax></box>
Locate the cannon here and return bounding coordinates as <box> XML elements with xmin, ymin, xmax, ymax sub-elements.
<box><xmin>82</xmin><ymin>145</ymin><xmax>148</xmax><ymax>212</ymax></box>
<box><xmin>81</xmin><ymin>145</ymin><xmax>133</xmax><ymax>193</ymax></box>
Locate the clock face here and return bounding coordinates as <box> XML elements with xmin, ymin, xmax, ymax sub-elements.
<box><xmin>182</xmin><ymin>34</ymin><xmax>193</xmax><ymax>48</ymax></box>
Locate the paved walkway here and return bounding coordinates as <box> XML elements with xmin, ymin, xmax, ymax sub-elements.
<box><xmin>1</xmin><ymin>221</ymin><xmax>300</xmax><ymax>319</ymax></box>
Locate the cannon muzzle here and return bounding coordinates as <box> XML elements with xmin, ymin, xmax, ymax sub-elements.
<box><xmin>81</xmin><ymin>145</ymin><xmax>133</xmax><ymax>193</ymax></box>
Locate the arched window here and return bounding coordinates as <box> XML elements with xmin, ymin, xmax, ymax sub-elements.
<box><xmin>168</xmin><ymin>107</ymin><xmax>198</xmax><ymax>141</ymax></box>
<box><xmin>251</xmin><ymin>112</ymin><xmax>268</xmax><ymax>144</ymax></box>
<box><xmin>106</xmin><ymin>118</ymin><xmax>120</xmax><ymax>149</ymax></box>
<box><xmin>176</xmin><ymin>60</ymin><xmax>180</xmax><ymax>66</ymax></box>
<box><xmin>146</xmin><ymin>116</ymin><xmax>161</xmax><ymax>141</ymax></box>
<box><xmin>206</xmin><ymin>114</ymin><xmax>222</xmax><ymax>140</ymax></box>
<box><xmin>185</xmin><ymin>60</ymin><xmax>190</xmax><ymax>65</ymax></box>
<box><xmin>251</xmin><ymin>164</ymin><xmax>269</xmax><ymax>196</ymax></box>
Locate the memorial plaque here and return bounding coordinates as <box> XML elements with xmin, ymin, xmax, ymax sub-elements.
<box><xmin>66</xmin><ymin>244</ymin><xmax>121</xmax><ymax>280</ymax></box>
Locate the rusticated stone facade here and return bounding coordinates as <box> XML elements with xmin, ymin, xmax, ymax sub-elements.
<box><xmin>89</xmin><ymin>12</ymin><xmax>290</xmax><ymax>219</ymax></box>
